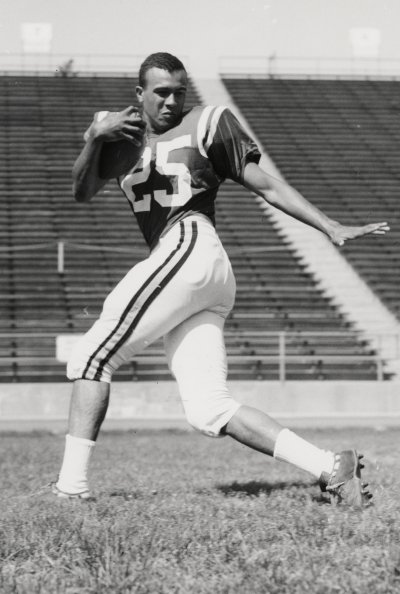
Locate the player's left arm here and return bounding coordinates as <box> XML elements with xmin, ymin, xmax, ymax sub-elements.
<box><xmin>242</xmin><ymin>162</ymin><xmax>390</xmax><ymax>246</ymax></box>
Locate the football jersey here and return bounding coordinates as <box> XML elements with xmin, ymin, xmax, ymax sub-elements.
<box><xmin>119</xmin><ymin>105</ymin><xmax>261</xmax><ymax>249</ymax></box>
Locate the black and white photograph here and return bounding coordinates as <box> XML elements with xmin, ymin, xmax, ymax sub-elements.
<box><xmin>0</xmin><ymin>1</ymin><xmax>399</xmax><ymax>592</ymax></box>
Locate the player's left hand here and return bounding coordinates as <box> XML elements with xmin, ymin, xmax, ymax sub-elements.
<box><xmin>330</xmin><ymin>221</ymin><xmax>390</xmax><ymax>246</ymax></box>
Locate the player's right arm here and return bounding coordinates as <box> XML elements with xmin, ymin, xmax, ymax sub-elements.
<box><xmin>72</xmin><ymin>107</ymin><xmax>144</xmax><ymax>202</ymax></box>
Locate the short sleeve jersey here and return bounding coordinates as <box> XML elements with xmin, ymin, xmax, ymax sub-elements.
<box><xmin>119</xmin><ymin>105</ymin><xmax>261</xmax><ymax>249</ymax></box>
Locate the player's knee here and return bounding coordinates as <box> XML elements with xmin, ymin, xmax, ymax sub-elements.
<box><xmin>183</xmin><ymin>398</ymin><xmax>241</xmax><ymax>438</ymax></box>
<box><xmin>184</xmin><ymin>407</ymin><xmax>221</xmax><ymax>437</ymax></box>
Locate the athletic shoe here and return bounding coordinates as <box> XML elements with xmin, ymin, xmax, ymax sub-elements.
<box><xmin>51</xmin><ymin>482</ymin><xmax>92</xmax><ymax>500</ymax></box>
<box><xmin>319</xmin><ymin>449</ymin><xmax>372</xmax><ymax>508</ymax></box>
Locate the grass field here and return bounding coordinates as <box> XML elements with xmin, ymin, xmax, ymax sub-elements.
<box><xmin>1</xmin><ymin>427</ymin><xmax>399</xmax><ymax>593</ymax></box>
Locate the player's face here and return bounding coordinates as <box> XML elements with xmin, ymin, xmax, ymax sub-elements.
<box><xmin>136</xmin><ymin>68</ymin><xmax>187</xmax><ymax>133</ymax></box>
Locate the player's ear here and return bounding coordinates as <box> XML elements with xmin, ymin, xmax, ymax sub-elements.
<box><xmin>136</xmin><ymin>85</ymin><xmax>144</xmax><ymax>104</ymax></box>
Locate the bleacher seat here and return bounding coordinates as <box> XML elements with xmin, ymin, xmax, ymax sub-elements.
<box><xmin>223</xmin><ymin>77</ymin><xmax>400</xmax><ymax>319</ymax></box>
<box><xmin>0</xmin><ymin>74</ymin><xmax>390</xmax><ymax>381</ymax></box>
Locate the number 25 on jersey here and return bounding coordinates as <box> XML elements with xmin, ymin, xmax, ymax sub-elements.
<box><xmin>121</xmin><ymin>135</ymin><xmax>192</xmax><ymax>212</ymax></box>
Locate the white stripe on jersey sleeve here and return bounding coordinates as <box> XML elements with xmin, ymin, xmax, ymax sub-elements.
<box><xmin>204</xmin><ymin>106</ymin><xmax>227</xmax><ymax>154</ymax></box>
<box><xmin>197</xmin><ymin>105</ymin><xmax>215</xmax><ymax>158</ymax></box>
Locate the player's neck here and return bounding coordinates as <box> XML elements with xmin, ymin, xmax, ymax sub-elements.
<box><xmin>142</xmin><ymin>113</ymin><xmax>183</xmax><ymax>136</ymax></box>
<box><xmin>146</xmin><ymin>126</ymin><xmax>163</xmax><ymax>138</ymax></box>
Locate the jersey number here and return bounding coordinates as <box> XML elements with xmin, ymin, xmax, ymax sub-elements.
<box><xmin>122</xmin><ymin>135</ymin><xmax>192</xmax><ymax>212</ymax></box>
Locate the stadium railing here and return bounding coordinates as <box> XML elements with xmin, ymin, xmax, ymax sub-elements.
<box><xmin>1</xmin><ymin>239</ymin><xmax>399</xmax><ymax>381</ymax></box>
<box><xmin>0</xmin><ymin>53</ymin><xmax>189</xmax><ymax>76</ymax></box>
<box><xmin>218</xmin><ymin>56</ymin><xmax>400</xmax><ymax>79</ymax></box>
<box><xmin>0</xmin><ymin>330</ymin><xmax>398</xmax><ymax>383</ymax></box>
<box><xmin>0</xmin><ymin>53</ymin><xmax>400</xmax><ymax>79</ymax></box>
<box><xmin>0</xmin><ymin>240</ymin><xmax>292</xmax><ymax>274</ymax></box>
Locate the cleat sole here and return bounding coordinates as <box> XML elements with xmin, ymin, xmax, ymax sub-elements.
<box><xmin>51</xmin><ymin>483</ymin><xmax>92</xmax><ymax>500</ymax></box>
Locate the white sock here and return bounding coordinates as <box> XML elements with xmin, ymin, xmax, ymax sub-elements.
<box><xmin>57</xmin><ymin>434</ymin><xmax>95</xmax><ymax>494</ymax></box>
<box><xmin>273</xmin><ymin>428</ymin><xmax>335</xmax><ymax>479</ymax></box>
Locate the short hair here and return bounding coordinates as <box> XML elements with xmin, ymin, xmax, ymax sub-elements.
<box><xmin>138</xmin><ymin>52</ymin><xmax>186</xmax><ymax>87</ymax></box>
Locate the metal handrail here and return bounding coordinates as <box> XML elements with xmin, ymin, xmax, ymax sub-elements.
<box><xmin>1</xmin><ymin>337</ymin><xmax>397</xmax><ymax>382</ymax></box>
<box><xmin>0</xmin><ymin>241</ymin><xmax>290</xmax><ymax>275</ymax></box>
<box><xmin>0</xmin><ymin>53</ymin><xmax>399</xmax><ymax>79</ymax></box>
<box><xmin>0</xmin><ymin>53</ymin><xmax>189</xmax><ymax>75</ymax></box>
<box><xmin>0</xmin><ymin>330</ymin><xmax>398</xmax><ymax>339</ymax></box>
<box><xmin>219</xmin><ymin>55</ymin><xmax>400</xmax><ymax>79</ymax></box>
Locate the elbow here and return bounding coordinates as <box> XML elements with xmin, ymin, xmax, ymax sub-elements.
<box><xmin>72</xmin><ymin>182</ymin><xmax>93</xmax><ymax>203</ymax></box>
<box><xmin>260</xmin><ymin>188</ymin><xmax>279</xmax><ymax>208</ymax></box>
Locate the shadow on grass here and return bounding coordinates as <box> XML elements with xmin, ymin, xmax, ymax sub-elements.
<box><xmin>216</xmin><ymin>479</ymin><xmax>317</xmax><ymax>497</ymax></box>
<box><xmin>109</xmin><ymin>489</ymin><xmax>144</xmax><ymax>501</ymax></box>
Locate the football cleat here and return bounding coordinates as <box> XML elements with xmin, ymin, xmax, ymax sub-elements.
<box><xmin>51</xmin><ymin>482</ymin><xmax>92</xmax><ymax>500</ymax></box>
<box><xmin>319</xmin><ymin>450</ymin><xmax>372</xmax><ymax>508</ymax></box>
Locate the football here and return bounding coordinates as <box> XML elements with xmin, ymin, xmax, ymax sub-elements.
<box><xmin>98</xmin><ymin>136</ymin><xmax>145</xmax><ymax>180</ymax></box>
<box><xmin>89</xmin><ymin>109</ymin><xmax>146</xmax><ymax>180</ymax></box>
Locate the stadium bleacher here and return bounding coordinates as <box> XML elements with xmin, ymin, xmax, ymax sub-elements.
<box><xmin>222</xmin><ymin>77</ymin><xmax>400</xmax><ymax>317</ymax></box>
<box><xmin>0</xmin><ymin>74</ymin><xmax>390</xmax><ymax>381</ymax></box>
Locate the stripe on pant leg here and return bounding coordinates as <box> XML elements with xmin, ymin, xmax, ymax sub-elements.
<box><xmin>92</xmin><ymin>221</ymin><xmax>198</xmax><ymax>380</ymax></box>
<box><xmin>82</xmin><ymin>220</ymin><xmax>198</xmax><ymax>380</ymax></box>
<box><xmin>81</xmin><ymin>222</ymin><xmax>186</xmax><ymax>379</ymax></box>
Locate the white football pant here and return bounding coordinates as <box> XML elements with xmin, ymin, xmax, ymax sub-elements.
<box><xmin>67</xmin><ymin>214</ymin><xmax>241</xmax><ymax>436</ymax></box>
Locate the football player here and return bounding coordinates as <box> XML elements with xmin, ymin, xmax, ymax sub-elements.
<box><xmin>54</xmin><ymin>52</ymin><xmax>388</xmax><ymax>506</ymax></box>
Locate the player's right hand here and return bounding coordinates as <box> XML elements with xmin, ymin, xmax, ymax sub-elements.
<box><xmin>84</xmin><ymin>106</ymin><xmax>146</xmax><ymax>147</ymax></box>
